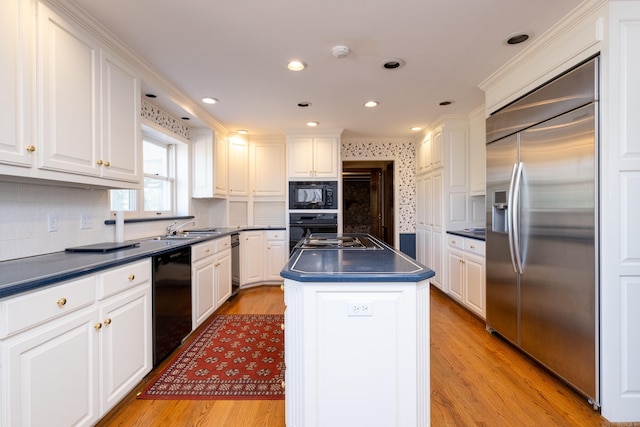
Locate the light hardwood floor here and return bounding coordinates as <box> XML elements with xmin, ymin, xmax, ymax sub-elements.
<box><xmin>97</xmin><ymin>285</ymin><xmax>618</xmax><ymax>426</ymax></box>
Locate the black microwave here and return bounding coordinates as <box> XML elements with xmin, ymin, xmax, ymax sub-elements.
<box><xmin>289</xmin><ymin>181</ymin><xmax>337</xmax><ymax>210</ymax></box>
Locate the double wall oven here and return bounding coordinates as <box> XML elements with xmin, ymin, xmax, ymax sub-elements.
<box><xmin>288</xmin><ymin>180</ymin><xmax>339</xmax><ymax>252</ymax></box>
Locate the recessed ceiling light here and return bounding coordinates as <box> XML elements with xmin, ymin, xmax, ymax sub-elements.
<box><xmin>439</xmin><ymin>100</ymin><xmax>453</xmax><ymax>106</ymax></box>
<box><xmin>145</xmin><ymin>93</ymin><xmax>157</xmax><ymax>98</ymax></box>
<box><xmin>202</xmin><ymin>97</ymin><xmax>219</xmax><ymax>104</ymax></box>
<box><xmin>236</xmin><ymin>130</ymin><xmax>248</xmax><ymax>135</ymax></box>
<box><xmin>506</xmin><ymin>33</ymin><xmax>530</xmax><ymax>45</ymax></box>
<box><xmin>181</xmin><ymin>117</ymin><xmax>190</xmax><ymax>121</ymax></box>
<box><xmin>382</xmin><ymin>58</ymin><xmax>405</xmax><ymax>69</ymax></box>
<box><xmin>364</xmin><ymin>101</ymin><xmax>379</xmax><ymax>108</ymax></box>
<box><xmin>410</xmin><ymin>127</ymin><xmax>422</xmax><ymax>131</ymax></box>
<box><xmin>297</xmin><ymin>102</ymin><xmax>312</xmax><ymax>108</ymax></box>
<box><xmin>306</xmin><ymin>121</ymin><xmax>319</xmax><ymax>127</ymax></box>
<box><xmin>287</xmin><ymin>60</ymin><xmax>306</xmax><ymax>71</ymax></box>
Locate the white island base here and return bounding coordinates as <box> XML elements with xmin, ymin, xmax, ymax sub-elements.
<box><xmin>283</xmin><ymin>279</ymin><xmax>430</xmax><ymax>427</ymax></box>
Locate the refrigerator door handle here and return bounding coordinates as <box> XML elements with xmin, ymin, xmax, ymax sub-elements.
<box><xmin>507</xmin><ymin>163</ymin><xmax>519</xmax><ymax>273</ymax></box>
<box><xmin>512</xmin><ymin>162</ymin><xmax>524</xmax><ymax>274</ymax></box>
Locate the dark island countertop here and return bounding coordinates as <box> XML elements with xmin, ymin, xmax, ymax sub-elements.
<box><xmin>281</xmin><ymin>234</ymin><xmax>435</xmax><ymax>283</ymax></box>
<box><xmin>0</xmin><ymin>226</ymin><xmax>284</xmax><ymax>299</ymax></box>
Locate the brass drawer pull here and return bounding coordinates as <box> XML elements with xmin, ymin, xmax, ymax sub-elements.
<box><xmin>104</xmin><ymin>318</ymin><xmax>112</xmax><ymax>325</ymax></box>
<box><xmin>57</xmin><ymin>298</ymin><xmax>67</xmax><ymax>307</ymax></box>
<box><xmin>94</xmin><ymin>323</ymin><xmax>102</xmax><ymax>330</ymax></box>
<box><xmin>128</xmin><ymin>274</ymin><xmax>135</xmax><ymax>281</ymax></box>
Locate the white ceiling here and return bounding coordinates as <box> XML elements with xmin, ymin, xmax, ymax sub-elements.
<box><xmin>69</xmin><ymin>0</ymin><xmax>583</xmax><ymax>138</ymax></box>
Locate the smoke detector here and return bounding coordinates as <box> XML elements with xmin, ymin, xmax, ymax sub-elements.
<box><xmin>332</xmin><ymin>45</ymin><xmax>350</xmax><ymax>58</ymax></box>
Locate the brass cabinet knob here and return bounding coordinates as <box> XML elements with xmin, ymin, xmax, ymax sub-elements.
<box><xmin>57</xmin><ymin>297</ymin><xmax>67</xmax><ymax>307</ymax></box>
<box><xmin>470</xmin><ymin>245</ymin><xmax>475</xmax><ymax>249</ymax></box>
<box><xmin>104</xmin><ymin>161</ymin><xmax>111</xmax><ymax>167</ymax></box>
<box><xmin>94</xmin><ymin>323</ymin><xmax>102</xmax><ymax>330</ymax></box>
<box><xmin>128</xmin><ymin>274</ymin><xmax>135</xmax><ymax>281</ymax></box>
<box><xmin>205</xmin><ymin>249</ymin><xmax>210</xmax><ymax>253</ymax></box>
<box><xmin>26</xmin><ymin>145</ymin><xmax>36</xmax><ymax>152</ymax></box>
<box><xmin>97</xmin><ymin>160</ymin><xmax>104</xmax><ymax>165</ymax></box>
<box><xmin>280</xmin><ymin>284</ymin><xmax>284</xmax><ymax>291</ymax></box>
<box><xmin>104</xmin><ymin>318</ymin><xmax>112</xmax><ymax>325</ymax></box>
<box><xmin>214</xmin><ymin>262</ymin><xmax>221</xmax><ymax>267</ymax></box>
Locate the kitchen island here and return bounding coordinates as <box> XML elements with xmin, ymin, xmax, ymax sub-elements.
<box><xmin>281</xmin><ymin>234</ymin><xmax>434</xmax><ymax>427</ymax></box>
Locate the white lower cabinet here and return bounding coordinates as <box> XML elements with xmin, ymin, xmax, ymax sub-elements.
<box><xmin>192</xmin><ymin>236</ymin><xmax>232</xmax><ymax>329</ymax></box>
<box><xmin>265</xmin><ymin>231</ymin><xmax>287</xmax><ymax>282</ymax></box>
<box><xmin>240</xmin><ymin>230</ymin><xmax>286</xmax><ymax>287</ymax></box>
<box><xmin>446</xmin><ymin>235</ymin><xmax>486</xmax><ymax>318</ymax></box>
<box><xmin>0</xmin><ymin>259</ymin><xmax>152</xmax><ymax>427</ymax></box>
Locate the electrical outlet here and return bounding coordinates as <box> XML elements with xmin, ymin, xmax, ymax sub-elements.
<box><xmin>47</xmin><ymin>213</ymin><xmax>58</xmax><ymax>232</ymax></box>
<box><xmin>80</xmin><ymin>213</ymin><xmax>92</xmax><ymax>229</ymax></box>
<box><xmin>348</xmin><ymin>301</ymin><xmax>373</xmax><ymax>317</ymax></box>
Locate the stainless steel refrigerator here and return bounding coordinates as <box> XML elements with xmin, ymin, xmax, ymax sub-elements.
<box><xmin>485</xmin><ymin>56</ymin><xmax>599</xmax><ymax>407</ymax></box>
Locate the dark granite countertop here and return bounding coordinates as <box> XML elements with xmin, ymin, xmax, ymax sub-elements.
<box><xmin>446</xmin><ymin>229</ymin><xmax>486</xmax><ymax>241</ymax></box>
<box><xmin>280</xmin><ymin>234</ymin><xmax>435</xmax><ymax>283</ymax></box>
<box><xmin>0</xmin><ymin>226</ymin><xmax>284</xmax><ymax>299</ymax></box>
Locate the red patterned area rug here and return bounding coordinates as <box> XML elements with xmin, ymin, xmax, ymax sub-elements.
<box><xmin>138</xmin><ymin>314</ymin><xmax>284</xmax><ymax>400</ymax></box>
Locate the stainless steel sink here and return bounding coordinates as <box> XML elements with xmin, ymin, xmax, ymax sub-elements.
<box><xmin>149</xmin><ymin>235</ymin><xmax>199</xmax><ymax>241</ymax></box>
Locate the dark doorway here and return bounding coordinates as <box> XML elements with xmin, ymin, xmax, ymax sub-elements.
<box><xmin>342</xmin><ymin>161</ymin><xmax>394</xmax><ymax>246</ymax></box>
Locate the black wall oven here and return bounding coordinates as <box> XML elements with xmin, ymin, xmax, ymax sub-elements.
<box><xmin>289</xmin><ymin>213</ymin><xmax>338</xmax><ymax>252</ymax></box>
<box><xmin>289</xmin><ymin>181</ymin><xmax>337</xmax><ymax>210</ymax></box>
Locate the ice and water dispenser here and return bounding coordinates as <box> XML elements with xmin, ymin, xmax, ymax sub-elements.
<box><xmin>492</xmin><ymin>190</ymin><xmax>508</xmax><ymax>233</ymax></box>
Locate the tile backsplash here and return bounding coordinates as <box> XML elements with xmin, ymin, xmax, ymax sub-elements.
<box><xmin>0</xmin><ymin>181</ymin><xmax>113</xmax><ymax>261</ymax></box>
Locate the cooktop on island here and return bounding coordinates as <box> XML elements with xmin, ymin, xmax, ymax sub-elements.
<box><xmin>297</xmin><ymin>234</ymin><xmax>383</xmax><ymax>250</ymax></box>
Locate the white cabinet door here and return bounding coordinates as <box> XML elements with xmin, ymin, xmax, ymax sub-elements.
<box><xmin>265</xmin><ymin>239</ymin><xmax>287</xmax><ymax>281</ymax></box>
<box><xmin>100</xmin><ymin>49</ymin><xmax>140</xmax><ymax>182</ymax></box>
<box><xmin>464</xmin><ymin>252</ymin><xmax>485</xmax><ymax>318</ymax></box>
<box><xmin>240</xmin><ymin>231</ymin><xmax>264</xmax><ymax>285</ymax></box>
<box><xmin>447</xmin><ymin>248</ymin><xmax>464</xmax><ymax>302</ymax></box>
<box><xmin>98</xmin><ymin>285</ymin><xmax>152</xmax><ymax>414</ymax></box>
<box><xmin>3</xmin><ymin>309</ymin><xmax>100</xmax><ymax>427</ymax></box>
<box><xmin>192</xmin><ymin>248</ymin><xmax>215</xmax><ymax>328</ymax></box>
<box><xmin>192</xmin><ymin>130</ymin><xmax>227</xmax><ymax>198</ymax></box>
<box><xmin>251</xmin><ymin>141</ymin><xmax>285</xmax><ymax>196</ymax></box>
<box><xmin>287</xmin><ymin>137</ymin><xmax>314</xmax><ymax>178</ymax></box>
<box><xmin>38</xmin><ymin>3</ymin><xmax>100</xmax><ymax>177</ymax></box>
<box><xmin>0</xmin><ymin>0</ymin><xmax>34</xmax><ymax>168</ymax></box>
<box><xmin>313</xmin><ymin>137</ymin><xmax>338</xmax><ymax>178</ymax></box>
<box><xmin>214</xmin><ymin>135</ymin><xmax>228</xmax><ymax>196</ymax></box>
<box><xmin>228</xmin><ymin>138</ymin><xmax>249</xmax><ymax>195</ymax></box>
<box><xmin>214</xmin><ymin>249</ymin><xmax>232</xmax><ymax>307</ymax></box>
<box><xmin>431</xmin><ymin>129</ymin><xmax>443</xmax><ymax>170</ymax></box>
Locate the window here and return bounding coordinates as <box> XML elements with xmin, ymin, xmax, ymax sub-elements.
<box><xmin>110</xmin><ymin>124</ymin><xmax>188</xmax><ymax>218</ymax></box>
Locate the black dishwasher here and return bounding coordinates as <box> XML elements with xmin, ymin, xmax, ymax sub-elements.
<box><xmin>152</xmin><ymin>247</ymin><xmax>192</xmax><ymax>366</ymax></box>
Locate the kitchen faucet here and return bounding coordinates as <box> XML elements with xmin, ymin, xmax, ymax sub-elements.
<box><xmin>166</xmin><ymin>220</ymin><xmax>195</xmax><ymax>235</ymax></box>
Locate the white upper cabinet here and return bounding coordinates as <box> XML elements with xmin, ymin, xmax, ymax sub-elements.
<box><xmin>0</xmin><ymin>0</ymin><xmax>35</xmax><ymax>168</ymax></box>
<box><xmin>287</xmin><ymin>133</ymin><xmax>340</xmax><ymax>179</ymax></box>
<box><xmin>0</xmin><ymin>0</ymin><xmax>141</xmax><ymax>188</ymax></box>
<box><xmin>251</xmin><ymin>140</ymin><xmax>285</xmax><ymax>196</ymax></box>
<box><xmin>468</xmin><ymin>108</ymin><xmax>486</xmax><ymax>195</ymax></box>
<box><xmin>228</xmin><ymin>137</ymin><xmax>249</xmax><ymax>195</ymax></box>
<box><xmin>38</xmin><ymin>2</ymin><xmax>101</xmax><ymax>176</ymax></box>
<box><xmin>416</xmin><ymin>129</ymin><xmax>443</xmax><ymax>174</ymax></box>
<box><xmin>192</xmin><ymin>129</ymin><xmax>228</xmax><ymax>198</ymax></box>
<box><xmin>100</xmin><ymin>49</ymin><xmax>140</xmax><ymax>182</ymax></box>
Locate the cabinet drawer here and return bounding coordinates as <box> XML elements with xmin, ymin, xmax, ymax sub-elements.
<box><xmin>192</xmin><ymin>241</ymin><xmax>215</xmax><ymax>261</ymax></box>
<box><xmin>0</xmin><ymin>276</ymin><xmax>96</xmax><ymax>339</ymax></box>
<box><xmin>447</xmin><ymin>236</ymin><xmax>464</xmax><ymax>249</ymax></box>
<box><xmin>464</xmin><ymin>239</ymin><xmax>485</xmax><ymax>256</ymax></box>
<box><xmin>265</xmin><ymin>230</ymin><xmax>285</xmax><ymax>241</ymax></box>
<box><xmin>214</xmin><ymin>235</ymin><xmax>231</xmax><ymax>253</ymax></box>
<box><xmin>98</xmin><ymin>259</ymin><xmax>151</xmax><ymax>300</ymax></box>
